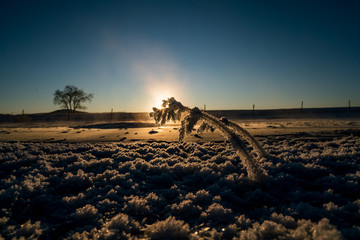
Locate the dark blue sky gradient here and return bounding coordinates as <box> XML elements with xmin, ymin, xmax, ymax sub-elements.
<box><xmin>1</xmin><ymin>0</ymin><xmax>360</xmax><ymax>113</ymax></box>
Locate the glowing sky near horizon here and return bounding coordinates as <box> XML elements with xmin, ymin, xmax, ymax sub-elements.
<box><xmin>1</xmin><ymin>0</ymin><xmax>360</xmax><ymax>114</ymax></box>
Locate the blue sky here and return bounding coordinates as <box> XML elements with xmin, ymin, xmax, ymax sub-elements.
<box><xmin>1</xmin><ymin>0</ymin><xmax>360</xmax><ymax>113</ymax></box>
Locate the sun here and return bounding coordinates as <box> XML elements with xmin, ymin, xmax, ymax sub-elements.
<box><xmin>153</xmin><ymin>92</ymin><xmax>172</xmax><ymax>109</ymax></box>
<box><xmin>146</xmin><ymin>81</ymin><xmax>181</xmax><ymax>111</ymax></box>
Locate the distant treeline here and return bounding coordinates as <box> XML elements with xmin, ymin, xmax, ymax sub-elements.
<box><xmin>1</xmin><ymin>107</ymin><xmax>360</xmax><ymax>124</ymax></box>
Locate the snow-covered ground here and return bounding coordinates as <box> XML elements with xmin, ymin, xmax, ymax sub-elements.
<box><xmin>1</xmin><ymin>125</ymin><xmax>360</xmax><ymax>239</ymax></box>
<box><xmin>1</xmin><ymin>119</ymin><xmax>360</xmax><ymax>143</ymax></box>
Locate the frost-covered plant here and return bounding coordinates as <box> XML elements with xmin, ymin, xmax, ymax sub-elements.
<box><xmin>219</xmin><ymin>117</ymin><xmax>268</xmax><ymax>158</ymax></box>
<box><xmin>152</xmin><ymin>97</ymin><xmax>267</xmax><ymax>181</ymax></box>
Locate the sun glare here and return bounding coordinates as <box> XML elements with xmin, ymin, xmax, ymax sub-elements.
<box><xmin>153</xmin><ymin>92</ymin><xmax>172</xmax><ymax>109</ymax></box>
<box><xmin>132</xmin><ymin>51</ymin><xmax>187</xmax><ymax>112</ymax></box>
<box><xmin>145</xmin><ymin>82</ymin><xmax>182</xmax><ymax>111</ymax></box>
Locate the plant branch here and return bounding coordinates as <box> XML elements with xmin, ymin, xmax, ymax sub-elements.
<box><xmin>151</xmin><ymin>97</ymin><xmax>267</xmax><ymax>181</ymax></box>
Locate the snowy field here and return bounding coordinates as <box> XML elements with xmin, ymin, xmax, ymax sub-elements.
<box><xmin>1</xmin><ymin>120</ymin><xmax>360</xmax><ymax>239</ymax></box>
<box><xmin>1</xmin><ymin>119</ymin><xmax>360</xmax><ymax>143</ymax></box>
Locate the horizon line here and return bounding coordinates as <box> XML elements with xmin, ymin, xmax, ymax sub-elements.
<box><xmin>2</xmin><ymin>105</ymin><xmax>359</xmax><ymax>115</ymax></box>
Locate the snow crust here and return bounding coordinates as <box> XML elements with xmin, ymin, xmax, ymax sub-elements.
<box><xmin>1</xmin><ymin>135</ymin><xmax>360</xmax><ymax>239</ymax></box>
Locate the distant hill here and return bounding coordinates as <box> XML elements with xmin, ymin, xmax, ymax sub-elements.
<box><xmin>49</xmin><ymin>109</ymin><xmax>86</xmax><ymax>114</ymax></box>
<box><xmin>1</xmin><ymin>107</ymin><xmax>360</xmax><ymax>124</ymax></box>
<box><xmin>208</xmin><ymin>107</ymin><xmax>360</xmax><ymax>120</ymax></box>
<box><xmin>0</xmin><ymin>114</ymin><xmax>13</xmax><ymax>122</ymax></box>
<box><xmin>0</xmin><ymin>110</ymin><xmax>152</xmax><ymax>123</ymax></box>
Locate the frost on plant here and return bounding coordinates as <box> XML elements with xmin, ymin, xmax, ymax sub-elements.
<box><xmin>151</xmin><ymin>97</ymin><xmax>268</xmax><ymax>181</ymax></box>
<box><xmin>220</xmin><ymin>116</ymin><xmax>268</xmax><ymax>158</ymax></box>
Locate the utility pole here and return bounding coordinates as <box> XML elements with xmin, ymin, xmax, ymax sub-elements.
<box><xmin>348</xmin><ymin>100</ymin><xmax>351</xmax><ymax>111</ymax></box>
<box><xmin>301</xmin><ymin>101</ymin><xmax>303</xmax><ymax>112</ymax></box>
<box><xmin>253</xmin><ymin>104</ymin><xmax>255</xmax><ymax>114</ymax></box>
<box><xmin>110</xmin><ymin>108</ymin><xmax>113</xmax><ymax>121</ymax></box>
<box><xmin>204</xmin><ymin>104</ymin><xmax>206</xmax><ymax>111</ymax></box>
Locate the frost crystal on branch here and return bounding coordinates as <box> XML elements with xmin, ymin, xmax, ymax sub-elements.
<box><xmin>179</xmin><ymin>107</ymin><xmax>201</xmax><ymax>142</ymax></box>
<box><xmin>151</xmin><ymin>97</ymin><xmax>268</xmax><ymax>181</ymax></box>
<box><xmin>152</xmin><ymin>97</ymin><xmax>186</xmax><ymax>125</ymax></box>
<box><xmin>220</xmin><ymin>117</ymin><xmax>268</xmax><ymax>158</ymax></box>
<box><xmin>197</xmin><ymin>121</ymin><xmax>215</xmax><ymax>133</ymax></box>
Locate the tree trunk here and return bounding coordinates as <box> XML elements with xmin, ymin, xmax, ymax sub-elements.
<box><xmin>66</xmin><ymin>107</ymin><xmax>70</xmax><ymax>121</ymax></box>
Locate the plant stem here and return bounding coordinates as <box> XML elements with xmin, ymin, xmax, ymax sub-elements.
<box><xmin>182</xmin><ymin>107</ymin><xmax>266</xmax><ymax>181</ymax></box>
<box><xmin>225</xmin><ymin>120</ymin><xmax>268</xmax><ymax>158</ymax></box>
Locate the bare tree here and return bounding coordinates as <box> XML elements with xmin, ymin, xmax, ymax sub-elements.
<box><xmin>53</xmin><ymin>85</ymin><xmax>94</xmax><ymax>120</ymax></box>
